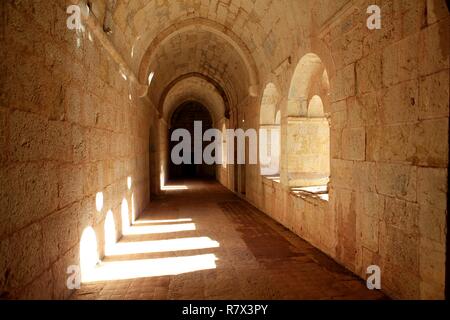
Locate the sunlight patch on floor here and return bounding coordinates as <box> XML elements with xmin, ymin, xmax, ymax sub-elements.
<box><xmin>105</xmin><ymin>237</ymin><xmax>219</xmax><ymax>256</ymax></box>
<box><xmin>82</xmin><ymin>254</ymin><xmax>218</xmax><ymax>282</ymax></box>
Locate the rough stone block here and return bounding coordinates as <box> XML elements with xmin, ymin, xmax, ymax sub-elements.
<box><xmin>381</xmin><ymin>80</ymin><xmax>419</xmax><ymax>125</ymax></box>
<box><xmin>383</xmin><ymin>197</ymin><xmax>419</xmax><ymax>235</ymax></box>
<box><xmin>381</xmin><ymin>224</ymin><xmax>419</xmax><ymax>274</ymax></box>
<box><xmin>57</xmin><ymin>165</ymin><xmax>85</xmax><ymax>209</ymax></box>
<box><xmin>356</xmin><ymin>52</ymin><xmax>382</xmax><ymax>94</ymax></box>
<box><xmin>419</xmin><ymin>69</ymin><xmax>449</xmax><ymax>120</ymax></box>
<box><xmin>330</xmin><ymin>159</ymin><xmax>355</xmax><ymax>190</ymax></box>
<box><xmin>383</xmin><ymin>34</ymin><xmax>419</xmax><ymax>86</ymax></box>
<box><xmin>346</xmin><ymin>96</ymin><xmax>364</xmax><ymax>128</ymax></box>
<box><xmin>331</xmin><ymin>63</ymin><xmax>355</xmax><ymax>102</ymax></box>
<box><xmin>42</xmin><ymin>202</ymin><xmax>81</xmax><ymax>269</ymax></box>
<box><xmin>1</xmin><ymin>224</ymin><xmax>44</xmax><ymax>291</ymax></box>
<box><xmin>9</xmin><ymin>110</ymin><xmax>72</xmax><ymax>162</ymax></box>
<box><xmin>414</xmin><ymin>118</ymin><xmax>448</xmax><ymax>167</ymax></box>
<box><xmin>353</xmin><ymin>161</ymin><xmax>376</xmax><ymax>193</ymax></box>
<box><xmin>426</xmin><ymin>0</ymin><xmax>449</xmax><ymax>24</ymax></box>
<box><xmin>366</xmin><ymin>124</ymin><xmax>415</xmax><ymax>163</ymax></box>
<box><xmin>359</xmin><ymin>213</ymin><xmax>379</xmax><ymax>253</ymax></box>
<box><xmin>419</xmin><ymin>237</ymin><xmax>445</xmax><ymax>287</ymax></box>
<box><xmin>341</xmin><ymin>127</ymin><xmax>365</xmax><ymax>161</ymax></box>
<box><xmin>0</xmin><ymin>162</ymin><xmax>59</xmax><ymax>239</ymax></box>
<box><xmin>358</xmin><ymin>192</ymin><xmax>384</xmax><ymax>219</ymax></box>
<box><xmin>417</xmin><ymin>167</ymin><xmax>448</xmax><ymax>210</ymax></box>
<box><xmin>376</xmin><ymin>163</ymin><xmax>417</xmax><ymax>202</ymax></box>
<box><xmin>419</xmin><ymin>18</ymin><xmax>450</xmax><ymax>76</ymax></box>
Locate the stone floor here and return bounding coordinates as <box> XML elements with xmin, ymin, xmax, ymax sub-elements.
<box><xmin>71</xmin><ymin>180</ymin><xmax>387</xmax><ymax>300</ymax></box>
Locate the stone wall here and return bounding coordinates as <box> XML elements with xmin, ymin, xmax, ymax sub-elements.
<box><xmin>0</xmin><ymin>1</ymin><xmax>155</xmax><ymax>299</ymax></box>
<box><xmin>244</xmin><ymin>0</ymin><xmax>449</xmax><ymax>300</ymax></box>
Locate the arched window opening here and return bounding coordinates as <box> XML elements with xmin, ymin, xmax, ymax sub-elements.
<box><xmin>287</xmin><ymin>54</ymin><xmax>331</xmax><ymax>200</ymax></box>
<box><xmin>259</xmin><ymin>83</ymin><xmax>281</xmax><ymax>178</ymax></box>
<box><xmin>308</xmin><ymin>95</ymin><xmax>325</xmax><ymax>118</ymax></box>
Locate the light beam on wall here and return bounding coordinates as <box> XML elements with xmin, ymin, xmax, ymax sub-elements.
<box><xmin>104</xmin><ymin>210</ymin><xmax>116</xmax><ymax>256</ymax></box>
<box><xmin>121</xmin><ymin>198</ymin><xmax>130</xmax><ymax>234</ymax></box>
<box><xmin>148</xmin><ymin>72</ymin><xmax>155</xmax><ymax>86</ymax></box>
<box><xmin>95</xmin><ymin>192</ymin><xmax>103</xmax><ymax>212</ymax></box>
<box><xmin>80</xmin><ymin>227</ymin><xmax>99</xmax><ymax>282</ymax></box>
<box><xmin>127</xmin><ymin>176</ymin><xmax>132</xmax><ymax>190</ymax></box>
<box><xmin>131</xmin><ymin>193</ymin><xmax>136</xmax><ymax>223</ymax></box>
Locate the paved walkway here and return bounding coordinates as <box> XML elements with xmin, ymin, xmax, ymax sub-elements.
<box><xmin>72</xmin><ymin>180</ymin><xmax>386</xmax><ymax>300</ymax></box>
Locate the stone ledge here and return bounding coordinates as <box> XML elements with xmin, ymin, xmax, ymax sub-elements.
<box><xmin>290</xmin><ymin>185</ymin><xmax>330</xmax><ymax>204</ymax></box>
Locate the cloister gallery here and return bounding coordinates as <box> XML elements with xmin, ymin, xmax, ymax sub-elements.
<box><xmin>0</xmin><ymin>0</ymin><xmax>449</xmax><ymax>300</ymax></box>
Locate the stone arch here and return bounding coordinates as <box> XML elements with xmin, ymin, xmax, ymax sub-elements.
<box><xmin>259</xmin><ymin>83</ymin><xmax>280</xmax><ymax>125</ymax></box>
<box><xmin>308</xmin><ymin>95</ymin><xmax>325</xmax><ymax>118</ymax></box>
<box><xmin>287</xmin><ymin>53</ymin><xmax>329</xmax><ymax>117</ymax></box>
<box><xmin>286</xmin><ymin>53</ymin><xmax>331</xmax><ymax>188</ymax></box>
<box><xmin>167</xmin><ymin>97</ymin><xmax>218</xmax><ymax>127</ymax></box>
<box><xmin>168</xmin><ymin>101</ymin><xmax>215</xmax><ymax>180</ymax></box>
<box><xmin>138</xmin><ymin>18</ymin><xmax>259</xmax><ymax>96</ymax></box>
<box><xmin>159</xmin><ymin>72</ymin><xmax>230</xmax><ymax>121</ymax></box>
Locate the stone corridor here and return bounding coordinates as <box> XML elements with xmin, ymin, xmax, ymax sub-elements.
<box><xmin>1</xmin><ymin>0</ymin><xmax>449</xmax><ymax>300</ymax></box>
<box><xmin>72</xmin><ymin>181</ymin><xmax>385</xmax><ymax>300</ymax></box>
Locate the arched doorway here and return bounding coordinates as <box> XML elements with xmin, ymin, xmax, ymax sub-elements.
<box><xmin>168</xmin><ymin>101</ymin><xmax>215</xmax><ymax>180</ymax></box>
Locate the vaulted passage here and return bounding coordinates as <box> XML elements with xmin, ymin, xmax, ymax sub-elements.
<box><xmin>0</xmin><ymin>1</ymin><xmax>449</xmax><ymax>300</ymax></box>
<box><xmin>168</xmin><ymin>101</ymin><xmax>214</xmax><ymax>180</ymax></box>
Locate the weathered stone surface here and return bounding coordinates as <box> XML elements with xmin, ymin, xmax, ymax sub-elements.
<box><xmin>9</xmin><ymin>110</ymin><xmax>73</xmax><ymax>162</ymax></box>
<box><xmin>414</xmin><ymin>118</ymin><xmax>449</xmax><ymax>167</ymax></box>
<box><xmin>341</xmin><ymin>127</ymin><xmax>365</xmax><ymax>161</ymax></box>
<box><xmin>383</xmin><ymin>34</ymin><xmax>419</xmax><ymax>86</ymax></box>
<box><xmin>417</xmin><ymin>167</ymin><xmax>448</xmax><ymax>243</ymax></box>
<box><xmin>419</xmin><ymin>17</ymin><xmax>450</xmax><ymax>76</ymax></box>
<box><xmin>376</xmin><ymin>163</ymin><xmax>417</xmax><ymax>202</ymax></box>
<box><xmin>419</xmin><ymin>70</ymin><xmax>449</xmax><ymax>120</ymax></box>
<box><xmin>41</xmin><ymin>202</ymin><xmax>81</xmax><ymax>269</ymax></box>
<box><xmin>381</xmin><ymin>80</ymin><xmax>419</xmax><ymax>125</ymax></box>
<box><xmin>366</xmin><ymin>124</ymin><xmax>415</xmax><ymax>163</ymax></box>
<box><xmin>0</xmin><ymin>162</ymin><xmax>59</xmax><ymax>239</ymax></box>
<box><xmin>419</xmin><ymin>237</ymin><xmax>446</xmax><ymax>287</ymax></box>
<box><xmin>356</xmin><ymin>53</ymin><xmax>382</xmax><ymax>94</ymax></box>
<box><xmin>331</xmin><ymin>63</ymin><xmax>356</xmax><ymax>102</ymax></box>
<box><xmin>0</xmin><ymin>108</ymin><xmax>8</xmax><ymax>164</ymax></box>
<box><xmin>383</xmin><ymin>197</ymin><xmax>419</xmax><ymax>236</ymax></box>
